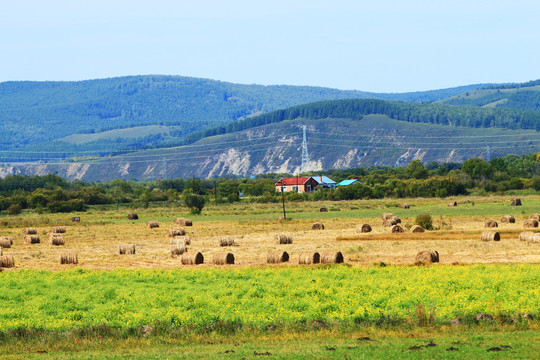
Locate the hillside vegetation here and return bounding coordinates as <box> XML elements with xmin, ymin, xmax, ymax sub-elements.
<box><xmin>0</xmin><ymin>76</ymin><xmax>487</xmax><ymax>158</ymax></box>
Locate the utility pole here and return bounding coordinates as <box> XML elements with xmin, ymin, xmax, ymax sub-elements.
<box><xmin>280</xmin><ymin>182</ymin><xmax>286</xmax><ymax>219</ymax></box>
<box><xmin>301</xmin><ymin>125</ymin><xmax>310</xmax><ymax>173</ymax></box>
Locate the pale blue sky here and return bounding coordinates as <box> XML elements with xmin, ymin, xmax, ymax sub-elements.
<box><xmin>1</xmin><ymin>0</ymin><xmax>539</xmax><ymax>92</ymax></box>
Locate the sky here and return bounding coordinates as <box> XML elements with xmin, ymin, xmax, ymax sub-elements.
<box><xmin>1</xmin><ymin>0</ymin><xmax>539</xmax><ymax>92</ymax></box>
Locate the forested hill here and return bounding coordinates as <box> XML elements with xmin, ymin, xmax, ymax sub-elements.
<box><xmin>0</xmin><ymin>75</ymin><xmax>485</xmax><ymax>151</ymax></box>
<box><xmin>437</xmin><ymin>79</ymin><xmax>540</xmax><ymax>111</ymax></box>
<box><xmin>183</xmin><ymin>98</ymin><xmax>540</xmax><ymax>145</ymax></box>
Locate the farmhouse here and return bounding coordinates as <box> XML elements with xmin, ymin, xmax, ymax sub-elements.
<box><xmin>313</xmin><ymin>175</ymin><xmax>337</xmax><ymax>189</ymax></box>
<box><xmin>336</xmin><ymin>179</ymin><xmax>359</xmax><ymax>187</ymax></box>
<box><xmin>275</xmin><ymin>177</ymin><xmax>318</xmax><ymax>193</ymax></box>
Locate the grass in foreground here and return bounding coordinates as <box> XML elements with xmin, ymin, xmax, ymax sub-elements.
<box><xmin>1</xmin><ymin>326</ymin><xmax>538</xmax><ymax>359</ymax></box>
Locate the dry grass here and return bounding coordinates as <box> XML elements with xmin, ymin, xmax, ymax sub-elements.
<box><xmin>0</xmin><ymin>194</ymin><xmax>538</xmax><ymax>271</ymax></box>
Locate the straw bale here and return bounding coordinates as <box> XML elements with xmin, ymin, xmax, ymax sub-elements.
<box><xmin>383</xmin><ymin>219</ymin><xmax>397</xmax><ymax>227</ymax></box>
<box><xmin>174</xmin><ymin>218</ymin><xmax>193</xmax><ymax>226</ymax></box>
<box><xmin>519</xmin><ymin>232</ymin><xmax>540</xmax><ymax>244</ymax></box>
<box><xmin>24</xmin><ymin>235</ymin><xmax>40</xmax><ymax>244</ymax></box>
<box><xmin>524</xmin><ymin>219</ymin><xmax>539</xmax><ymax>228</ymax></box>
<box><xmin>356</xmin><ymin>224</ymin><xmax>372</xmax><ymax>233</ymax></box>
<box><xmin>170</xmin><ymin>236</ymin><xmax>191</xmax><ymax>246</ymax></box>
<box><xmin>127</xmin><ymin>213</ymin><xmax>139</xmax><ymax>220</ymax></box>
<box><xmin>0</xmin><ymin>237</ymin><xmax>12</xmax><ymax>248</ymax></box>
<box><xmin>481</xmin><ymin>231</ymin><xmax>500</xmax><ymax>242</ymax></box>
<box><xmin>267</xmin><ymin>251</ymin><xmax>289</xmax><ymax>264</ymax></box>
<box><xmin>276</xmin><ymin>234</ymin><xmax>293</xmax><ymax>244</ymax></box>
<box><xmin>119</xmin><ymin>244</ymin><xmax>136</xmax><ymax>255</ymax></box>
<box><xmin>219</xmin><ymin>237</ymin><xmax>235</xmax><ymax>247</ymax></box>
<box><xmin>167</xmin><ymin>227</ymin><xmax>186</xmax><ymax>237</ymax></box>
<box><xmin>312</xmin><ymin>222</ymin><xmax>325</xmax><ymax>230</ymax></box>
<box><xmin>447</xmin><ymin>201</ymin><xmax>457</xmax><ymax>207</ymax></box>
<box><xmin>319</xmin><ymin>207</ymin><xmax>328</xmax><ymax>212</ymax></box>
<box><xmin>415</xmin><ymin>250</ymin><xmax>439</xmax><ymax>264</ymax></box>
<box><xmin>170</xmin><ymin>244</ymin><xmax>187</xmax><ymax>256</ymax></box>
<box><xmin>146</xmin><ymin>221</ymin><xmax>159</xmax><ymax>229</ymax></box>
<box><xmin>381</xmin><ymin>213</ymin><xmax>394</xmax><ymax>220</ymax></box>
<box><xmin>392</xmin><ymin>216</ymin><xmax>402</xmax><ymax>224</ymax></box>
<box><xmin>410</xmin><ymin>225</ymin><xmax>425</xmax><ymax>233</ymax></box>
<box><xmin>48</xmin><ymin>233</ymin><xmax>65</xmax><ymax>246</ymax></box>
<box><xmin>181</xmin><ymin>252</ymin><xmax>204</xmax><ymax>265</ymax></box>
<box><xmin>22</xmin><ymin>228</ymin><xmax>37</xmax><ymax>235</ymax></box>
<box><xmin>399</xmin><ymin>204</ymin><xmax>410</xmax><ymax>209</ymax></box>
<box><xmin>530</xmin><ymin>214</ymin><xmax>540</xmax><ymax>222</ymax></box>
<box><xmin>0</xmin><ymin>255</ymin><xmax>15</xmax><ymax>268</ymax></box>
<box><xmin>59</xmin><ymin>253</ymin><xmax>78</xmax><ymax>265</ymax></box>
<box><xmin>213</xmin><ymin>253</ymin><xmax>235</xmax><ymax>265</ymax></box>
<box><xmin>52</xmin><ymin>226</ymin><xmax>66</xmax><ymax>234</ymax></box>
<box><xmin>500</xmin><ymin>215</ymin><xmax>515</xmax><ymax>223</ymax></box>
<box><xmin>391</xmin><ymin>225</ymin><xmax>404</xmax><ymax>233</ymax></box>
<box><xmin>484</xmin><ymin>219</ymin><xmax>498</xmax><ymax>228</ymax></box>
<box><xmin>298</xmin><ymin>252</ymin><xmax>320</xmax><ymax>265</ymax></box>
<box><xmin>511</xmin><ymin>198</ymin><xmax>522</xmax><ymax>206</ymax></box>
<box><xmin>320</xmin><ymin>251</ymin><xmax>344</xmax><ymax>264</ymax></box>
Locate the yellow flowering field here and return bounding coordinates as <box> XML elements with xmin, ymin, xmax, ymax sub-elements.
<box><xmin>0</xmin><ymin>264</ymin><xmax>538</xmax><ymax>332</ymax></box>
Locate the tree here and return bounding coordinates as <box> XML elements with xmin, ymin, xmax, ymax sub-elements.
<box><xmin>184</xmin><ymin>192</ymin><xmax>206</xmax><ymax>214</ymax></box>
<box><xmin>7</xmin><ymin>203</ymin><xmax>21</xmax><ymax>215</ymax></box>
<box><xmin>406</xmin><ymin>160</ymin><xmax>429</xmax><ymax>179</ymax></box>
<box><xmin>462</xmin><ymin>158</ymin><xmax>494</xmax><ymax>181</ymax></box>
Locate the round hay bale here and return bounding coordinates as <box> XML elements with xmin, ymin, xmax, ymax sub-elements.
<box><xmin>170</xmin><ymin>244</ymin><xmax>187</xmax><ymax>256</ymax></box>
<box><xmin>213</xmin><ymin>253</ymin><xmax>234</xmax><ymax>265</ymax></box>
<box><xmin>319</xmin><ymin>207</ymin><xmax>328</xmax><ymax>212</ymax></box>
<box><xmin>530</xmin><ymin>214</ymin><xmax>540</xmax><ymax>222</ymax></box>
<box><xmin>219</xmin><ymin>237</ymin><xmax>235</xmax><ymax>247</ymax></box>
<box><xmin>267</xmin><ymin>251</ymin><xmax>289</xmax><ymax>264</ymax></box>
<box><xmin>119</xmin><ymin>244</ymin><xmax>136</xmax><ymax>255</ymax></box>
<box><xmin>167</xmin><ymin>227</ymin><xmax>186</xmax><ymax>237</ymax></box>
<box><xmin>356</xmin><ymin>224</ymin><xmax>372</xmax><ymax>233</ymax></box>
<box><xmin>320</xmin><ymin>251</ymin><xmax>344</xmax><ymax>264</ymax></box>
<box><xmin>381</xmin><ymin>213</ymin><xmax>394</xmax><ymax>220</ymax></box>
<box><xmin>147</xmin><ymin>221</ymin><xmax>159</xmax><ymax>229</ymax></box>
<box><xmin>312</xmin><ymin>222</ymin><xmax>325</xmax><ymax>230</ymax></box>
<box><xmin>174</xmin><ymin>218</ymin><xmax>193</xmax><ymax>226</ymax></box>
<box><xmin>500</xmin><ymin>215</ymin><xmax>515</xmax><ymax>223</ymax></box>
<box><xmin>392</xmin><ymin>216</ymin><xmax>401</xmax><ymax>224</ymax></box>
<box><xmin>410</xmin><ymin>225</ymin><xmax>425</xmax><ymax>233</ymax></box>
<box><xmin>511</xmin><ymin>198</ymin><xmax>522</xmax><ymax>206</ymax></box>
<box><xmin>59</xmin><ymin>253</ymin><xmax>78</xmax><ymax>265</ymax></box>
<box><xmin>22</xmin><ymin>228</ymin><xmax>37</xmax><ymax>235</ymax></box>
<box><xmin>524</xmin><ymin>219</ymin><xmax>539</xmax><ymax>228</ymax></box>
<box><xmin>276</xmin><ymin>234</ymin><xmax>292</xmax><ymax>244</ymax></box>
<box><xmin>52</xmin><ymin>226</ymin><xmax>66</xmax><ymax>234</ymax></box>
<box><xmin>519</xmin><ymin>232</ymin><xmax>540</xmax><ymax>244</ymax></box>
<box><xmin>127</xmin><ymin>213</ymin><xmax>139</xmax><ymax>220</ymax></box>
<box><xmin>415</xmin><ymin>250</ymin><xmax>439</xmax><ymax>264</ymax></box>
<box><xmin>399</xmin><ymin>204</ymin><xmax>410</xmax><ymax>209</ymax></box>
<box><xmin>447</xmin><ymin>201</ymin><xmax>457</xmax><ymax>207</ymax></box>
<box><xmin>383</xmin><ymin>219</ymin><xmax>397</xmax><ymax>227</ymax></box>
<box><xmin>0</xmin><ymin>255</ymin><xmax>15</xmax><ymax>268</ymax></box>
<box><xmin>0</xmin><ymin>237</ymin><xmax>12</xmax><ymax>248</ymax></box>
<box><xmin>484</xmin><ymin>219</ymin><xmax>498</xmax><ymax>228</ymax></box>
<box><xmin>24</xmin><ymin>235</ymin><xmax>40</xmax><ymax>244</ymax></box>
<box><xmin>391</xmin><ymin>225</ymin><xmax>404</xmax><ymax>233</ymax></box>
<box><xmin>481</xmin><ymin>231</ymin><xmax>500</xmax><ymax>242</ymax></box>
<box><xmin>48</xmin><ymin>233</ymin><xmax>65</xmax><ymax>246</ymax></box>
<box><xmin>298</xmin><ymin>252</ymin><xmax>320</xmax><ymax>265</ymax></box>
<box><xmin>170</xmin><ymin>236</ymin><xmax>191</xmax><ymax>246</ymax></box>
<box><xmin>182</xmin><ymin>252</ymin><xmax>204</xmax><ymax>265</ymax></box>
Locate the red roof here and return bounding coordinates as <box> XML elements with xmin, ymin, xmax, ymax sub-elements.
<box><xmin>276</xmin><ymin>177</ymin><xmax>312</xmax><ymax>186</ymax></box>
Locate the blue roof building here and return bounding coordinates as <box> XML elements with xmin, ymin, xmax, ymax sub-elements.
<box><xmin>336</xmin><ymin>179</ymin><xmax>359</xmax><ymax>187</ymax></box>
<box><xmin>312</xmin><ymin>175</ymin><xmax>337</xmax><ymax>189</ymax></box>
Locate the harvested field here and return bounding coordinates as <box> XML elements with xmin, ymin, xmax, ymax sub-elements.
<box><xmin>0</xmin><ymin>194</ymin><xmax>538</xmax><ymax>270</ymax></box>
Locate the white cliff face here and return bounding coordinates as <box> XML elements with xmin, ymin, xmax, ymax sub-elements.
<box><xmin>206</xmin><ymin>148</ymin><xmax>251</xmax><ymax>177</ymax></box>
<box><xmin>66</xmin><ymin>163</ymin><xmax>90</xmax><ymax>179</ymax></box>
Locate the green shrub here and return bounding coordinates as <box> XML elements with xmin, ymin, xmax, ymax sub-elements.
<box><xmin>7</xmin><ymin>203</ymin><xmax>22</xmax><ymax>215</ymax></box>
<box><xmin>415</xmin><ymin>213</ymin><xmax>433</xmax><ymax>230</ymax></box>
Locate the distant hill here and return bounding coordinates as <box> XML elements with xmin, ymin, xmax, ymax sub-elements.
<box><xmin>0</xmin><ymin>75</ymin><xmax>488</xmax><ymax>160</ymax></box>
<box><xmin>2</xmin><ymin>99</ymin><xmax>538</xmax><ymax>181</ymax></box>
<box><xmin>437</xmin><ymin>79</ymin><xmax>540</xmax><ymax>112</ymax></box>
